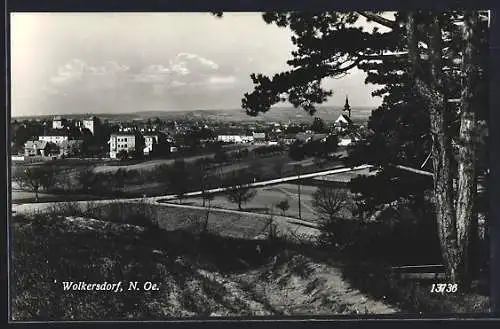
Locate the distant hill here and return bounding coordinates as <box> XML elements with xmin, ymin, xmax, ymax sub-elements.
<box><xmin>12</xmin><ymin>106</ymin><xmax>375</xmax><ymax>124</ymax></box>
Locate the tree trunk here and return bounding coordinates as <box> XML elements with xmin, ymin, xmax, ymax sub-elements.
<box><xmin>429</xmin><ymin>15</ymin><xmax>463</xmax><ymax>283</ymax></box>
<box><xmin>455</xmin><ymin>11</ymin><xmax>480</xmax><ymax>289</ymax></box>
<box><xmin>406</xmin><ymin>12</ymin><xmax>460</xmax><ymax>282</ymax></box>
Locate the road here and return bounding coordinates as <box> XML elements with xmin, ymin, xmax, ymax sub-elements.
<box><xmin>151</xmin><ymin>164</ymin><xmax>372</xmax><ymax>202</ymax></box>
<box><xmin>11</xmin><ymin>165</ymin><xmax>372</xmax><ymax>238</ymax></box>
<box><xmin>12</xmin><ymin>164</ymin><xmax>372</xmax><ymax>212</ymax></box>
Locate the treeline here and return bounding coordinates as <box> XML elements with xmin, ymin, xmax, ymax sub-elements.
<box><xmin>12</xmin><ymin>157</ymin><xmax>263</xmax><ymax>200</ymax></box>
<box><xmin>289</xmin><ymin>135</ymin><xmax>339</xmax><ymax>161</ymax></box>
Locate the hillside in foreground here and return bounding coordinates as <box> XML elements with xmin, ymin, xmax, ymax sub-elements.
<box><xmin>11</xmin><ymin>210</ymin><xmax>396</xmax><ymax>320</ymax></box>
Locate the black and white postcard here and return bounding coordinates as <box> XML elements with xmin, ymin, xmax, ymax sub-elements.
<box><xmin>8</xmin><ymin>10</ymin><xmax>493</xmax><ymax>320</ymax></box>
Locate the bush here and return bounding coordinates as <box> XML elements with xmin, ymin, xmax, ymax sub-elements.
<box><xmin>43</xmin><ymin>200</ymin><xmax>159</xmax><ymax>229</ymax></box>
<box><xmin>341</xmin><ymin>261</ymin><xmax>490</xmax><ymax>313</ymax></box>
<box><xmin>275</xmin><ymin>199</ymin><xmax>290</xmax><ymax>216</ymax></box>
<box><xmin>317</xmin><ymin>206</ymin><xmax>443</xmax><ymax>265</ymax></box>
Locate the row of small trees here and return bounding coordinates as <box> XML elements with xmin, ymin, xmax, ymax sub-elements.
<box><xmin>289</xmin><ymin>135</ymin><xmax>339</xmax><ymax>161</ymax></box>
<box><xmin>12</xmin><ymin>164</ymin><xmax>149</xmax><ymax>200</ymax></box>
<box><xmin>11</xmin><ymin>165</ymin><xmax>61</xmax><ymax>201</ymax></box>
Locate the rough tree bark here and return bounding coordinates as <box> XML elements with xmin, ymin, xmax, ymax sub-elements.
<box><xmin>406</xmin><ymin>11</ymin><xmax>483</xmax><ymax>288</ymax></box>
<box><xmin>455</xmin><ymin>10</ymin><xmax>480</xmax><ymax>288</ymax></box>
<box><xmin>406</xmin><ymin>12</ymin><xmax>460</xmax><ymax>282</ymax></box>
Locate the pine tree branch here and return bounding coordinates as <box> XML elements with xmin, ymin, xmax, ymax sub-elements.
<box><xmin>356</xmin><ymin>11</ymin><xmax>399</xmax><ymax>30</ymax></box>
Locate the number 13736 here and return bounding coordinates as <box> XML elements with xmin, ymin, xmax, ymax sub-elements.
<box><xmin>431</xmin><ymin>283</ymin><xmax>458</xmax><ymax>293</ymax></box>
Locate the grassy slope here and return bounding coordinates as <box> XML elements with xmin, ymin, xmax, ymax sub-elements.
<box><xmin>10</xmin><ymin>206</ymin><xmax>396</xmax><ymax>321</ymax></box>
<box><xmin>11</xmin><ymin>201</ymin><xmax>490</xmax><ymax>319</ymax></box>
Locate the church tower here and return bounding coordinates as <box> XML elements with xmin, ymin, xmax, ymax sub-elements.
<box><xmin>343</xmin><ymin>95</ymin><xmax>351</xmax><ymax>119</ymax></box>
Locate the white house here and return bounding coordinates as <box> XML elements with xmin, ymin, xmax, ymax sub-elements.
<box><xmin>38</xmin><ymin>135</ymin><xmax>69</xmax><ymax>144</ymax></box>
<box><xmin>108</xmin><ymin>133</ymin><xmax>138</xmax><ymax>159</ymax></box>
<box><xmin>252</xmin><ymin>132</ymin><xmax>266</xmax><ymax>140</ymax></box>
<box><xmin>217</xmin><ymin>135</ymin><xmax>254</xmax><ymax>144</ymax></box>
<box><xmin>338</xmin><ymin>138</ymin><xmax>353</xmax><ymax>147</ymax></box>
<box><xmin>143</xmin><ymin>134</ymin><xmax>159</xmax><ymax>155</ymax></box>
<box><xmin>52</xmin><ymin>116</ymin><xmax>64</xmax><ymax>129</ymax></box>
<box><xmin>338</xmin><ymin>134</ymin><xmax>360</xmax><ymax>147</ymax></box>
<box><xmin>82</xmin><ymin>116</ymin><xmax>99</xmax><ymax>135</ymax></box>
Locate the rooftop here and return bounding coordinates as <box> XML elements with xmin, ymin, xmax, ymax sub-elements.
<box><xmin>25</xmin><ymin>140</ymin><xmax>49</xmax><ymax>149</ymax></box>
<box><xmin>110</xmin><ymin>132</ymin><xmax>138</xmax><ymax>137</ymax></box>
<box><xmin>335</xmin><ymin>114</ymin><xmax>353</xmax><ymax>124</ymax></box>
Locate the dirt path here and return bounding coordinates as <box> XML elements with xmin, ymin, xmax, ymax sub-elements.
<box><xmin>235</xmin><ymin>254</ymin><xmax>398</xmax><ymax>315</ymax></box>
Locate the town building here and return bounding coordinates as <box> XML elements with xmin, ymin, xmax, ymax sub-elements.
<box><xmin>52</xmin><ymin>116</ymin><xmax>65</xmax><ymax>129</ymax></box>
<box><xmin>338</xmin><ymin>132</ymin><xmax>361</xmax><ymax>147</ymax></box>
<box><xmin>24</xmin><ymin>140</ymin><xmax>58</xmax><ymax>157</ymax></box>
<box><xmin>217</xmin><ymin>135</ymin><xmax>254</xmax><ymax>144</ymax></box>
<box><xmin>282</xmin><ymin>137</ymin><xmax>297</xmax><ymax>145</ymax></box>
<box><xmin>310</xmin><ymin>133</ymin><xmax>329</xmax><ymax>143</ymax></box>
<box><xmin>334</xmin><ymin>96</ymin><xmax>353</xmax><ymax>132</ymax></box>
<box><xmin>252</xmin><ymin>132</ymin><xmax>267</xmax><ymax>144</ymax></box>
<box><xmin>38</xmin><ymin>134</ymin><xmax>69</xmax><ymax>144</ymax></box>
<box><xmin>82</xmin><ymin>116</ymin><xmax>100</xmax><ymax>135</ymax></box>
<box><xmin>143</xmin><ymin>135</ymin><xmax>158</xmax><ymax>155</ymax></box>
<box><xmin>119</xmin><ymin>127</ymin><xmax>134</xmax><ymax>133</ymax></box>
<box><xmin>338</xmin><ymin>138</ymin><xmax>354</xmax><ymax>147</ymax></box>
<box><xmin>142</xmin><ymin>133</ymin><xmax>169</xmax><ymax>156</ymax></box>
<box><xmin>59</xmin><ymin>140</ymin><xmax>84</xmax><ymax>157</ymax></box>
<box><xmin>108</xmin><ymin>132</ymin><xmax>144</xmax><ymax>159</ymax></box>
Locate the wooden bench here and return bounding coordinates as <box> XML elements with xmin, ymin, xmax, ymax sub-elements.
<box><xmin>390</xmin><ymin>264</ymin><xmax>446</xmax><ymax>280</ymax></box>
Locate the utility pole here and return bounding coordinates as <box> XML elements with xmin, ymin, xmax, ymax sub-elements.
<box><xmin>295</xmin><ymin>164</ymin><xmax>302</xmax><ymax>220</ymax></box>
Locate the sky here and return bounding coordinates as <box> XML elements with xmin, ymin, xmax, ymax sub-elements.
<box><xmin>10</xmin><ymin>12</ymin><xmax>386</xmax><ymax>117</ymax></box>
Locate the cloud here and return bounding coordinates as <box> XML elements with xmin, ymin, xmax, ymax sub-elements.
<box><xmin>208</xmin><ymin>76</ymin><xmax>236</xmax><ymax>84</ymax></box>
<box><xmin>167</xmin><ymin>52</ymin><xmax>219</xmax><ymax>76</ymax></box>
<box><xmin>133</xmin><ymin>64</ymin><xmax>172</xmax><ymax>83</ymax></box>
<box><xmin>177</xmin><ymin>52</ymin><xmax>219</xmax><ymax>69</ymax></box>
<box><xmin>132</xmin><ymin>52</ymin><xmax>220</xmax><ymax>85</ymax></box>
<box><xmin>49</xmin><ymin>58</ymin><xmax>129</xmax><ymax>87</ymax></box>
<box><xmin>169</xmin><ymin>60</ymin><xmax>190</xmax><ymax>76</ymax></box>
<box><xmin>140</xmin><ymin>64</ymin><xmax>171</xmax><ymax>74</ymax></box>
<box><xmin>50</xmin><ymin>59</ymin><xmax>86</xmax><ymax>85</ymax></box>
<box><xmin>42</xmin><ymin>54</ymin><xmax>238</xmax><ymax>108</ymax></box>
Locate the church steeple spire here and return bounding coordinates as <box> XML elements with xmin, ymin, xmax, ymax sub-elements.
<box><xmin>343</xmin><ymin>95</ymin><xmax>351</xmax><ymax>118</ymax></box>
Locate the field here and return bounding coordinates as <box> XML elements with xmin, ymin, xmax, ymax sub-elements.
<box><xmin>179</xmin><ymin>183</ymin><xmax>320</xmax><ymax>222</ymax></box>
<box><xmin>174</xmin><ymin>169</ymin><xmax>358</xmax><ymax>223</ymax></box>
